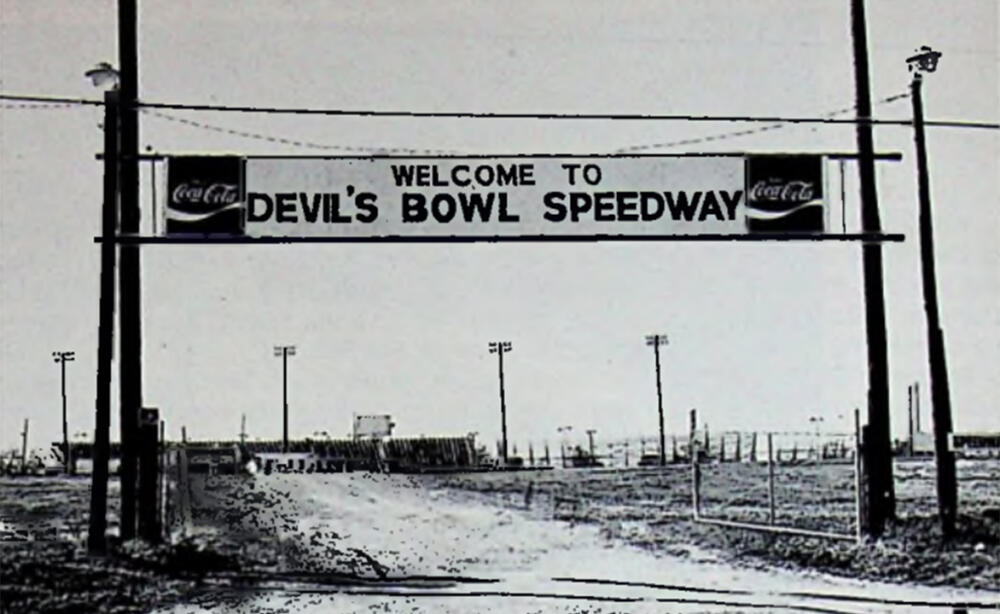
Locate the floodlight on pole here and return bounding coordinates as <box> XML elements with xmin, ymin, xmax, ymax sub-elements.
<box><xmin>85</xmin><ymin>62</ymin><xmax>121</xmax><ymax>90</ymax></box>
<box><xmin>488</xmin><ymin>341</ymin><xmax>512</xmax><ymax>465</ymax></box>
<box><xmin>645</xmin><ymin>334</ymin><xmax>669</xmax><ymax>466</ymax></box>
<box><xmin>274</xmin><ymin>345</ymin><xmax>297</xmax><ymax>453</ymax></box>
<box><xmin>53</xmin><ymin>351</ymin><xmax>76</xmax><ymax>475</ymax></box>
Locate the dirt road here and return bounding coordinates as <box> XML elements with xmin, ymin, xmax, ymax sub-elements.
<box><xmin>156</xmin><ymin>472</ymin><xmax>1000</xmax><ymax>613</ymax></box>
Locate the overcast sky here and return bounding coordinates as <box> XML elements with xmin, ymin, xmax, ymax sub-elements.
<box><xmin>1</xmin><ymin>1</ymin><xmax>997</xmax><ymax>453</ymax></box>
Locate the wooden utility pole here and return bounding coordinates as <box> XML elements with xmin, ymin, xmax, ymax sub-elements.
<box><xmin>909</xmin><ymin>53</ymin><xmax>957</xmax><ymax>537</ymax></box>
<box><xmin>850</xmin><ymin>0</ymin><xmax>895</xmax><ymax>536</ymax></box>
<box><xmin>88</xmin><ymin>88</ymin><xmax>119</xmax><ymax>555</ymax></box>
<box><xmin>118</xmin><ymin>0</ymin><xmax>142</xmax><ymax>542</ymax></box>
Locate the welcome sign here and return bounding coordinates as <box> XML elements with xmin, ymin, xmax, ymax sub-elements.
<box><xmin>163</xmin><ymin>155</ymin><xmax>826</xmax><ymax>237</ymax></box>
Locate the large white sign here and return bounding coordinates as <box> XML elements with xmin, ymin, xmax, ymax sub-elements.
<box><xmin>164</xmin><ymin>155</ymin><xmax>826</xmax><ymax>237</ymax></box>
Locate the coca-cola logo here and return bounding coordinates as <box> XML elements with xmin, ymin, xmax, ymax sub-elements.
<box><xmin>171</xmin><ymin>182</ymin><xmax>240</xmax><ymax>206</ymax></box>
<box><xmin>165</xmin><ymin>156</ymin><xmax>244</xmax><ymax>235</ymax></box>
<box><xmin>750</xmin><ymin>180</ymin><xmax>815</xmax><ymax>203</ymax></box>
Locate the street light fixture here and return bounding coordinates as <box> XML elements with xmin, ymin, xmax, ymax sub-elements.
<box><xmin>645</xmin><ymin>334</ymin><xmax>669</xmax><ymax>466</ymax></box>
<box><xmin>488</xmin><ymin>341</ymin><xmax>512</xmax><ymax>465</ymax></box>
<box><xmin>85</xmin><ymin>62</ymin><xmax>121</xmax><ymax>90</ymax></box>
<box><xmin>274</xmin><ymin>345</ymin><xmax>297</xmax><ymax>453</ymax></box>
<box><xmin>907</xmin><ymin>46</ymin><xmax>957</xmax><ymax>538</ymax></box>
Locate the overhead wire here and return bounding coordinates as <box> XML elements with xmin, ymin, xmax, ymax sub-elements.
<box><xmin>1</xmin><ymin>93</ymin><xmax>997</xmax><ymax>130</ymax></box>
<box><xmin>141</xmin><ymin>108</ymin><xmax>461</xmax><ymax>155</ymax></box>
<box><xmin>615</xmin><ymin>92</ymin><xmax>912</xmax><ymax>153</ymax></box>
<box><xmin>0</xmin><ymin>91</ymin><xmax>925</xmax><ymax>156</ymax></box>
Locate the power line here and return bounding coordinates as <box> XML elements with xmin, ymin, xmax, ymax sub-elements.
<box><xmin>2</xmin><ymin>92</ymin><xmax>912</xmax><ymax>155</ymax></box>
<box><xmin>617</xmin><ymin>92</ymin><xmax>911</xmax><ymax>153</ymax></box>
<box><xmin>147</xmin><ymin>92</ymin><xmax>908</xmax><ymax>155</ymax></box>
<box><xmin>1</xmin><ymin>93</ymin><xmax>997</xmax><ymax>130</ymax></box>
<box><xmin>143</xmin><ymin>109</ymin><xmax>461</xmax><ymax>155</ymax></box>
<box><xmin>0</xmin><ymin>94</ymin><xmax>103</xmax><ymax>108</ymax></box>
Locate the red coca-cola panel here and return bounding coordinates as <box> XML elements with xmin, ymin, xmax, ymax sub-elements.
<box><xmin>165</xmin><ymin>156</ymin><xmax>245</xmax><ymax>235</ymax></box>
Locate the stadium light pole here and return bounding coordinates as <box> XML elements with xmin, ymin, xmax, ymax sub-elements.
<box><xmin>274</xmin><ymin>345</ymin><xmax>296</xmax><ymax>453</ymax></box>
<box><xmin>645</xmin><ymin>334</ymin><xmax>669</xmax><ymax>466</ymax></box>
<box><xmin>488</xmin><ymin>341</ymin><xmax>512</xmax><ymax>465</ymax></box>
<box><xmin>53</xmin><ymin>351</ymin><xmax>76</xmax><ymax>475</ymax></box>
<box><xmin>907</xmin><ymin>45</ymin><xmax>957</xmax><ymax>539</ymax></box>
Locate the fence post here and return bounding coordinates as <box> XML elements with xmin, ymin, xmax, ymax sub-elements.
<box><xmin>750</xmin><ymin>432</ymin><xmax>758</xmax><ymax>463</ymax></box>
<box><xmin>719</xmin><ymin>435</ymin><xmax>726</xmax><ymax>462</ymax></box>
<box><xmin>177</xmin><ymin>443</ymin><xmax>191</xmax><ymax>537</ymax></box>
<box><xmin>735</xmin><ymin>432</ymin><xmax>742</xmax><ymax>463</ymax></box>
<box><xmin>767</xmin><ymin>432</ymin><xmax>776</xmax><ymax>525</ymax></box>
<box><xmin>690</xmin><ymin>409</ymin><xmax>700</xmax><ymax>518</ymax></box>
